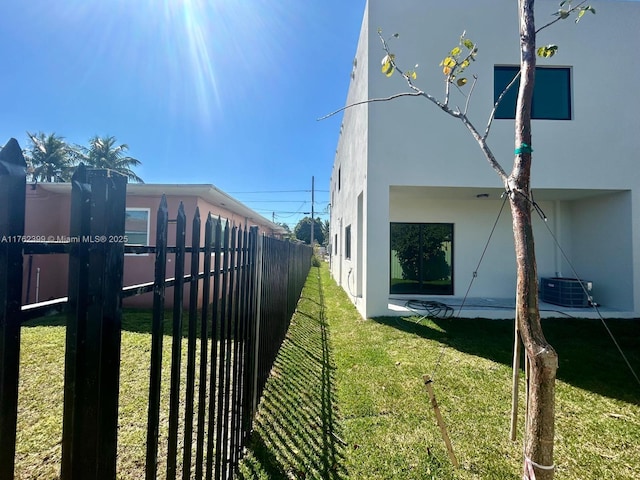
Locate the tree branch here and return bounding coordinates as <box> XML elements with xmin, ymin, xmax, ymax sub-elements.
<box><xmin>536</xmin><ymin>0</ymin><xmax>587</xmax><ymax>34</ymax></box>
<box><xmin>484</xmin><ymin>70</ymin><xmax>521</xmax><ymax>140</ymax></box>
<box><xmin>316</xmin><ymin>92</ymin><xmax>423</xmax><ymax>121</ymax></box>
<box><xmin>464</xmin><ymin>75</ymin><xmax>478</xmax><ymax>116</ymax></box>
<box><xmin>459</xmin><ymin>114</ymin><xmax>509</xmax><ymax>183</ymax></box>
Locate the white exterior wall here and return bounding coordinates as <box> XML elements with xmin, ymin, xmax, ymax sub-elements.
<box><xmin>330</xmin><ymin>6</ymin><xmax>370</xmax><ymax>316</ymax></box>
<box><xmin>331</xmin><ymin>0</ymin><xmax>640</xmax><ymax>317</ymax></box>
<box><xmin>568</xmin><ymin>191</ymin><xmax>634</xmax><ymax>310</ymax></box>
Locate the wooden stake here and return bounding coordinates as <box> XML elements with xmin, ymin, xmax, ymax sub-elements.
<box><xmin>510</xmin><ymin>311</ymin><xmax>521</xmax><ymax>441</ymax></box>
<box><xmin>423</xmin><ymin>375</ymin><xmax>459</xmax><ymax>468</ymax></box>
<box><xmin>524</xmin><ymin>349</ymin><xmax>530</xmax><ymax>436</ymax></box>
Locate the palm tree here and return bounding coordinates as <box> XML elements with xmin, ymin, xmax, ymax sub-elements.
<box><xmin>79</xmin><ymin>135</ymin><xmax>144</xmax><ymax>183</ymax></box>
<box><xmin>24</xmin><ymin>132</ymin><xmax>76</xmax><ymax>182</ymax></box>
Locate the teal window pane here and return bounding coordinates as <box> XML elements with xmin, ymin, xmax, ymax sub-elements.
<box><xmin>533</xmin><ymin>67</ymin><xmax>571</xmax><ymax>119</ymax></box>
<box><xmin>494</xmin><ymin>66</ymin><xmax>520</xmax><ymax>119</ymax></box>
<box><xmin>494</xmin><ymin>66</ymin><xmax>571</xmax><ymax>120</ymax></box>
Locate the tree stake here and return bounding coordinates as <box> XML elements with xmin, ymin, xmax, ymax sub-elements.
<box><xmin>423</xmin><ymin>374</ymin><xmax>459</xmax><ymax>468</ymax></box>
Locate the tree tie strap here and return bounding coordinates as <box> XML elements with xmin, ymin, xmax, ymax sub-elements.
<box><xmin>524</xmin><ymin>456</ymin><xmax>555</xmax><ymax>480</ymax></box>
<box><xmin>515</xmin><ymin>143</ymin><xmax>534</xmax><ymax>155</ymax></box>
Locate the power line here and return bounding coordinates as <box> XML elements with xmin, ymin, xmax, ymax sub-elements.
<box><xmin>227</xmin><ymin>189</ymin><xmax>330</xmax><ymax>194</ymax></box>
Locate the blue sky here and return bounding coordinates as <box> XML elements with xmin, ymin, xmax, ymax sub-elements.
<box><xmin>0</xmin><ymin>0</ymin><xmax>366</xmax><ymax>229</ymax></box>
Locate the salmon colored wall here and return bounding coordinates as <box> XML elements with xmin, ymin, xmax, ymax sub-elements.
<box><xmin>22</xmin><ymin>186</ymin><xmax>71</xmax><ymax>303</ymax></box>
<box><xmin>23</xmin><ymin>187</ymin><xmax>278</xmax><ymax>309</ymax></box>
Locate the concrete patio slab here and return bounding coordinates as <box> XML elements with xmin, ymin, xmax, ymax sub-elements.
<box><xmin>387</xmin><ymin>297</ymin><xmax>638</xmax><ymax>320</ymax></box>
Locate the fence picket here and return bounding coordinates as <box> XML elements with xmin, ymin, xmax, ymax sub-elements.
<box><xmin>195</xmin><ymin>213</ymin><xmax>214</xmax><ymax>479</ymax></box>
<box><xmin>145</xmin><ymin>195</ymin><xmax>169</xmax><ymax>480</ymax></box>
<box><xmin>183</xmin><ymin>207</ymin><xmax>201</xmax><ymax>479</ymax></box>
<box><xmin>167</xmin><ymin>202</ymin><xmax>187</xmax><ymax>480</ymax></box>
<box><xmin>0</xmin><ymin>139</ymin><xmax>26</xmax><ymax>480</ymax></box>
<box><xmin>229</xmin><ymin>226</ymin><xmax>244</xmax><ymax>469</ymax></box>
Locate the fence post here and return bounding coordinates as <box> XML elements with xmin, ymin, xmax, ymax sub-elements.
<box><xmin>145</xmin><ymin>196</ymin><xmax>169</xmax><ymax>480</ymax></box>
<box><xmin>251</xmin><ymin>230</ymin><xmax>264</xmax><ymax>416</ymax></box>
<box><xmin>60</xmin><ymin>166</ymin><xmax>127</xmax><ymax>480</ymax></box>
<box><xmin>0</xmin><ymin>139</ymin><xmax>26</xmax><ymax>480</ymax></box>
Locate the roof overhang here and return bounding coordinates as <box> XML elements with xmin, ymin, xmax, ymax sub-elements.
<box><xmin>31</xmin><ymin>182</ymin><xmax>288</xmax><ymax>235</ymax></box>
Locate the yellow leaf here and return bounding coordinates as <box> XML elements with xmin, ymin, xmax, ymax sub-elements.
<box><xmin>456</xmin><ymin>78</ymin><xmax>468</xmax><ymax>86</ymax></box>
<box><xmin>443</xmin><ymin>66</ymin><xmax>452</xmax><ymax>76</ymax></box>
<box><xmin>442</xmin><ymin>57</ymin><xmax>456</xmax><ymax>68</ymax></box>
<box><xmin>450</xmin><ymin>46</ymin><xmax>461</xmax><ymax>56</ymax></box>
<box><xmin>381</xmin><ymin>54</ymin><xmax>395</xmax><ymax>77</ymax></box>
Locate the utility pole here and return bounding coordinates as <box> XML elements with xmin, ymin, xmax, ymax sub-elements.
<box><xmin>311</xmin><ymin>176</ymin><xmax>315</xmax><ymax>246</ymax></box>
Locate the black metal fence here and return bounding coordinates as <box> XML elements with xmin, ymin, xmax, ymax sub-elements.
<box><xmin>0</xmin><ymin>138</ymin><xmax>312</xmax><ymax>479</ymax></box>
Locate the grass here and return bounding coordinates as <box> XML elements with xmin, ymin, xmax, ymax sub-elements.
<box><xmin>13</xmin><ymin>264</ymin><xmax>640</xmax><ymax>479</ymax></box>
<box><xmin>16</xmin><ymin>310</ymin><xmax>207</xmax><ymax>480</ymax></box>
<box><xmin>241</xmin><ymin>263</ymin><xmax>640</xmax><ymax>479</ymax></box>
<box><xmin>238</xmin><ymin>265</ymin><xmax>346</xmax><ymax>479</ymax></box>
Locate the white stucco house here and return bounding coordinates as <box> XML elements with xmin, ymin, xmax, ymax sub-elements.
<box><xmin>329</xmin><ymin>0</ymin><xmax>640</xmax><ymax>318</ymax></box>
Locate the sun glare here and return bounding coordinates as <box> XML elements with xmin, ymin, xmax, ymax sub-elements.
<box><xmin>150</xmin><ymin>0</ymin><xmax>293</xmax><ymax>123</ymax></box>
<box><xmin>28</xmin><ymin>0</ymin><xmax>298</xmax><ymax>125</ymax></box>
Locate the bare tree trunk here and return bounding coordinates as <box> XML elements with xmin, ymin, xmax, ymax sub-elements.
<box><xmin>511</xmin><ymin>1</ymin><xmax>559</xmax><ymax>479</ymax></box>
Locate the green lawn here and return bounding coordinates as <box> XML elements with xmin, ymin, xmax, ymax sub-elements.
<box><xmin>241</xmin><ymin>263</ymin><xmax>640</xmax><ymax>479</ymax></box>
<box><xmin>16</xmin><ymin>311</ymin><xmax>198</xmax><ymax>480</ymax></box>
<box><xmin>14</xmin><ymin>264</ymin><xmax>640</xmax><ymax>479</ymax></box>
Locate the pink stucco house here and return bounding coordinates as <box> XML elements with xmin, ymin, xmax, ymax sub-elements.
<box><xmin>23</xmin><ymin>182</ymin><xmax>287</xmax><ymax>307</ymax></box>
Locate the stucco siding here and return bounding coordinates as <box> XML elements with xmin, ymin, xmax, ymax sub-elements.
<box><xmin>567</xmin><ymin>191</ymin><xmax>634</xmax><ymax>310</ymax></box>
<box><xmin>330</xmin><ymin>2</ymin><xmax>370</xmax><ymax>310</ymax></box>
<box><xmin>365</xmin><ymin>0</ymin><xmax>639</xmax><ymax>191</ymax></box>
<box><xmin>23</xmin><ymin>187</ymin><xmax>71</xmax><ymax>303</ymax></box>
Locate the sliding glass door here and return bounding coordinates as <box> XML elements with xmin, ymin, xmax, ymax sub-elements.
<box><xmin>390</xmin><ymin>222</ymin><xmax>453</xmax><ymax>295</ymax></box>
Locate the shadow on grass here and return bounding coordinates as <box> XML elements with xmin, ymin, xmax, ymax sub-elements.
<box><xmin>239</xmin><ymin>268</ymin><xmax>347</xmax><ymax>480</ymax></box>
<box><xmin>372</xmin><ymin>315</ymin><xmax>640</xmax><ymax>405</ymax></box>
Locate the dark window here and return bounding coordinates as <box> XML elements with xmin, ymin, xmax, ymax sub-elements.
<box><xmin>390</xmin><ymin>223</ymin><xmax>453</xmax><ymax>295</ymax></box>
<box><xmin>494</xmin><ymin>66</ymin><xmax>572</xmax><ymax>120</ymax></box>
<box><xmin>338</xmin><ymin>167</ymin><xmax>341</xmax><ymax>191</ymax></box>
<box><xmin>334</xmin><ymin>234</ymin><xmax>338</xmax><ymax>255</ymax></box>
<box><xmin>345</xmin><ymin>225</ymin><xmax>351</xmax><ymax>259</ymax></box>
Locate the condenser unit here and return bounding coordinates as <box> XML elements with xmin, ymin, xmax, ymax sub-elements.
<box><xmin>539</xmin><ymin>277</ymin><xmax>592</xmax><ymax>308</ymax></box>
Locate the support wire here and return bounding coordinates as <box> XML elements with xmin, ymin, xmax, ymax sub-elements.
<box><xmin>528</xmin><ymin>195</ymin><xmax>640</xmax><ymax>388</ymax></box>
<box><xmin>457</xmin><ymin>192</ymin><xmax>509</xmax><ymax>317</ymax></box>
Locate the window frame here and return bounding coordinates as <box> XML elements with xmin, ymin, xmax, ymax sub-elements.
<box><xmin>125</xmin><ymin>207</ymin><xmax>151</xmax><ymax>256</ymax></box>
